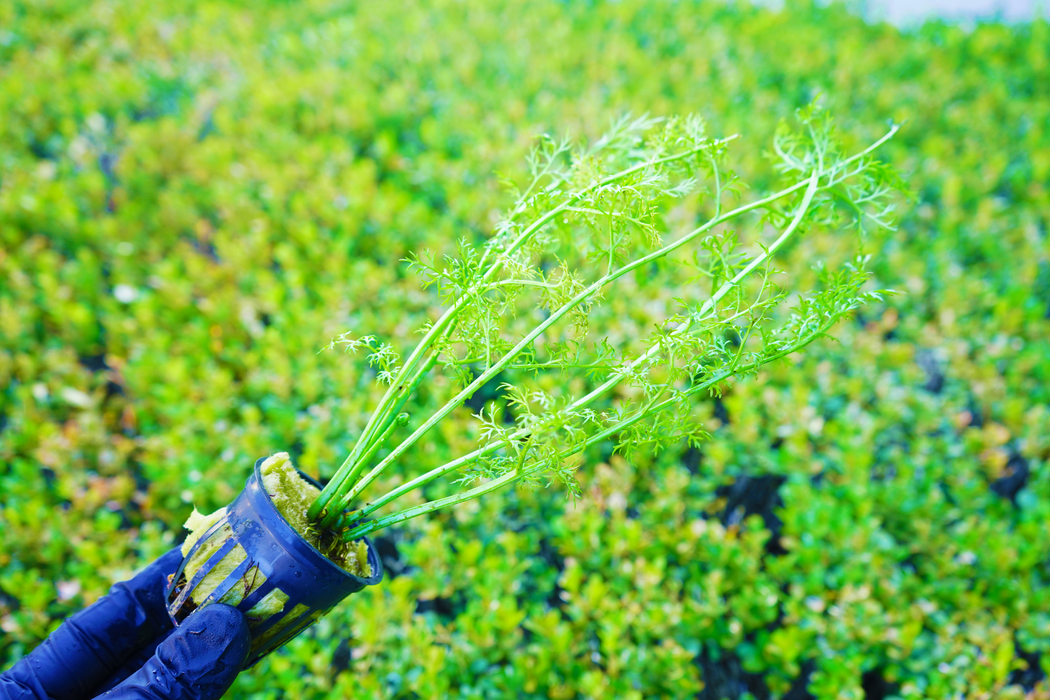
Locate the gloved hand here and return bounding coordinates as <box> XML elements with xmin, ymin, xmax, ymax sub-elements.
<box><xmin>0</xmin><ymin>549</ymin><xmax>250</xmax><ymax>700</ymax></box>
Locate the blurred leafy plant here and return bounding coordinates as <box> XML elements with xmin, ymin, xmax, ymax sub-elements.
<box><xmin>3</xmin><ymin>1</ymin><xmax>1048</xmax><ymax>697</ymax></box>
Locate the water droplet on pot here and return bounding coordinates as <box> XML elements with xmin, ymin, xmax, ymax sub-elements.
<box><xmin>294</xmin><ymin>571</ymin><xmax>302</xmax><ymax>578</ymax></box>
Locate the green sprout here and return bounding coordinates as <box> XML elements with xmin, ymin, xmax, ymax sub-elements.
<box><xmin>306</xmin><ymin>105</ymin><xmax>903</xmax><ymax>541</ymax></box>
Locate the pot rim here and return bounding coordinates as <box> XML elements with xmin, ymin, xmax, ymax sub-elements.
<box><xmin>252</xmin><ymin>456</ymin><xmax>384</xmax><ymax>586</ymax></box>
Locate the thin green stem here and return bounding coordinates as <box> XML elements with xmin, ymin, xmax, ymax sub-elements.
<box><xmin>333</xmin><ymin>412</ymin><xmax>407</xmax><ymax>502</ymax></box>
<box><xmin>311</xmin><ymin>348</ymin><xmax>439</xmax><ymax>523</ymax></box>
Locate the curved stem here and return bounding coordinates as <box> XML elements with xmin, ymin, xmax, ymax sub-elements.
<box><xmin>313</xmin><ymin>137</ymin><xmax>739</xmax><ymax>520</ymax></box>
<box><xmin>311</xmin><ymin>137</ymin><xmax>734</xmax><ymax>520</ymax></box>
<box><xmin>557</xmin><ymin>119</ymin><xmax>905</xmax><ymax>414</ymax></box>
<box><xmin>565</xmin><ymin>168</ymin><xmax>820</xmax><ymax>413</ymax></box>
<box><xmin>349</xmin><ymin>169</ymin><xmax>821</xmax><ymax>520</ymax></box>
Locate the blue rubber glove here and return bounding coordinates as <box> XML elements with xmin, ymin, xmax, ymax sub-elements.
<box><xmin>0</xmin><ymin>549</ymin><xmax>250</xmax><ymax>700</ymax></box>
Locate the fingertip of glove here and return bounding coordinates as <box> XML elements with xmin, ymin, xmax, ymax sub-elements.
<box><xmin>159</xmin><ymin>605</ymin><xmax>250</xmax><ymax>699</ymax></box>
<box><xmin>179</xmin><ymin>604</ymin><xmax>250</xmax><ymax>650</ymax></box>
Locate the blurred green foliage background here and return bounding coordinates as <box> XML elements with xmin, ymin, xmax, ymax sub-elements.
<box><xmin>1</xmin><ymin>0</ymin><xmax>1049</xmax><ymax>698</ymax></box>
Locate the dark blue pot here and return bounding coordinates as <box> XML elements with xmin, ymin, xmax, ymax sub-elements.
<box><xmin>165</xmin><ymin>458</ymin><xmax>383</xmax><ymax>667</ymax></box>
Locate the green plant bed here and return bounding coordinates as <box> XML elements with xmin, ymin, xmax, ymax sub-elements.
<box><xmin>2</xmin><ymin>0</ymin><xmax>1049</xmax><ymax>696</ymax></box>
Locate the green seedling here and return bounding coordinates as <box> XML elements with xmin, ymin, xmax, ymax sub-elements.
<box><xmin>288</xmin><ymin>105</ymin><xmax>903</xmax><ymax>544</ymax></box>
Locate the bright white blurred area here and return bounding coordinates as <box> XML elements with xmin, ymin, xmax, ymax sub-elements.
<box><xmin>860</xmin><ymin>0</ymin><xmax>1048</xmax><ymax>24</ymax></box>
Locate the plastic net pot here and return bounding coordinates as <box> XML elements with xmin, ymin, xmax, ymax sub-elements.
<box><xmin>165</xmin><ymin>458</ymin><xmax>383</xmax><ymax>667</ymax></box>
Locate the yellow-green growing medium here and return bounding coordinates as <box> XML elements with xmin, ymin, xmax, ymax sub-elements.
<box><xmin>179</xmin><ymin>452</ymin><xmax>369</xmax><ymax>612</ymax></box>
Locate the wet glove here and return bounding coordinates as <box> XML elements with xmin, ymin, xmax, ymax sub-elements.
<box><xmin>0</xmin><ymin>548</ymin><xmax>250</xmax><ymax>700</ymax></box>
